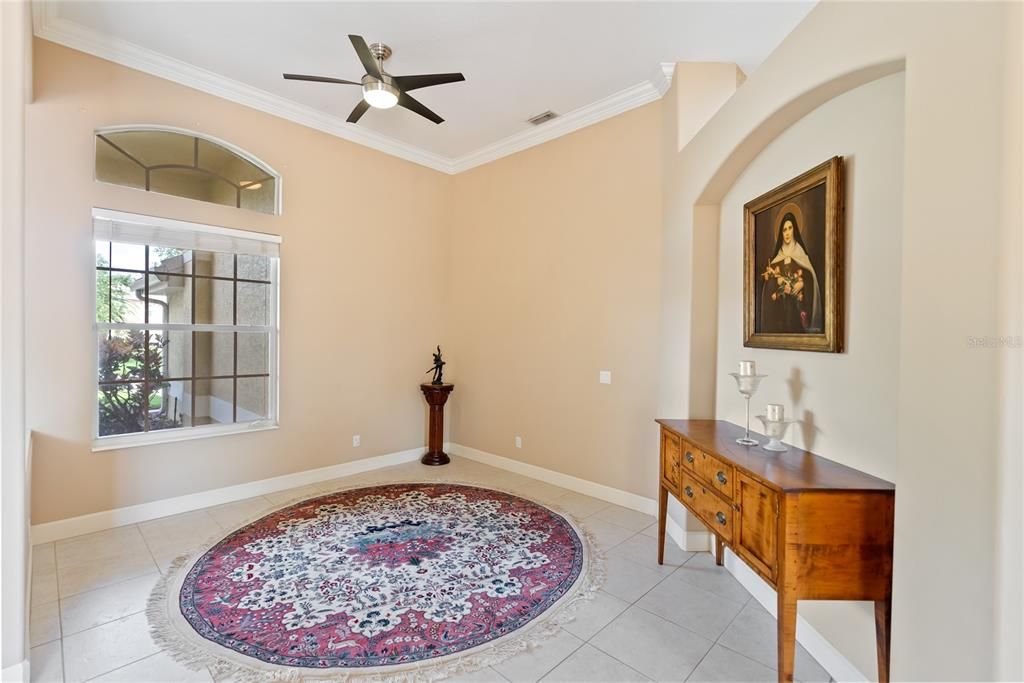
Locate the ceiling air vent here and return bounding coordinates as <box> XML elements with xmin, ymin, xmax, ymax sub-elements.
<box><xmin>527</xmin><ymin>110</ymin><xmax>559</xmax><ymax>125</ymax></box>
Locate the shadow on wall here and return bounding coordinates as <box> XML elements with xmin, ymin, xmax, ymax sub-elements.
<box><xmin>783</xmin><ymin>366</ymin><xmax>821</xmax><ymax>451</ymax></box>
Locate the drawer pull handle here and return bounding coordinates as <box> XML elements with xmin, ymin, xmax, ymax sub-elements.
<box><xmin>685</xmin><ymin>451</ymin><xmax>695</xmax><ymax>464</ymax></box>
<box><xmin>684</xmin><ymin>486</ymin><xmax>694</xmax><ymax>498</ymax></box>
<box><xmin>716</xmin><ymin>471</ymin><xmax>728</xmax><ymax>485</ymax></box>
<box><xmin>716</xmin><ymin>511</ymin><xmax>727</xmax><ymax>525</ymax></box>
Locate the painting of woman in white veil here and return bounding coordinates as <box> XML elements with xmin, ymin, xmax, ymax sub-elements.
<box><xmin>744</xmin><ymin>157</ymin><xmax>843</xmax><ymax>353</ymax></box>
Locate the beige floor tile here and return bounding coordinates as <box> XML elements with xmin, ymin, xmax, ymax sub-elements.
<box><xmin>591</xmin><ymin>606</ymin><xmax>713</xmax><ymax>682</ymax></box>
<box><xmin>32</xmin><ymin>543</ymin><xmax>57</xmax><ymax>575</ymax></box>
<box><xmin>30</xmin><ymin>600</ymin><xmax>61</xmax><ymax>646</ymax></box>
<box><xmin>492</xmin><ymin>629</ymin><xmax>584</xmax><ymax>682</ymax></box>
<box><xmin>32</xmin><ymin>570</ymin><xmax>59</xmax><ymax>606</ymax></box>
<box><xmin>685</xmin><ymin>644</ymin><xmax>776</xmax><ymax>682</ymax></box>
<box><xmin>716</xmin><ymin>601</ymin><xmax>830</xmax><ymax>683</ymax></box>
<box><xmin>57</xmin><ymin>551</ymin><xmax>157</xmax><ymax>598</ymax></box>
<box><xmin>61</xmin><ymin>612</ymin><xmax>160</xmax><ymax>683</ymax></box>
<box><xmin>441</xmin><ymin>665</ymin><xmax>511</xmax><ymax>682</ymax></box>
<box><xmin>561</xmin><ymin>590</ymin><xmax>629</xmax><ymax>641</ymax></box>
<box><xmin>264</xmin><ymin>483</ymin><xmax>322</xmax><ymax>505</ymax></box>
<box><xmin>90</xmin><ymin>651</ymin><xmax>213</xmax><ymax>682</ymax></box>
<box><xmin>636</xmin><ymin>574</ymin><xmax>745</xmax><ymax>642</ymax></box>
<box><xmin>675</xmin><ymin>553</ymin><xmax>753</xmax><ymax>605</ymax></box>
<box><xmin>541</xmin><ymin>643</ymin><xmax>650</xmax><ymax>682</ymax></box>
<box><xmin>554</xmin><ymin>492</ymin><xmax>610</xmax><ymax>518</ymax></box>
<box><xmin>608</xmin><ymin>533</ymin><xmax>693</xmax><ymax>577</ymax></box>
<box><xmin>600</xmin><ymin>554</ymin><xmax>666</xmax><ymax>603</ymax></box>
<box><xmin>315</xmin><ymin>471</ymin><xmax>380</xmax><ymax>492</ymax></box>
<box><xmin>30</xmin><ymin>640</ymin><xmax>63</xmax><ymax>683</ymax></box>
<box><xmin>139</xmin><ymin>510</ymin><xmax>220</xmax><ymax>558</ymax></box>
<box><xmin>60</xmin><ymin>572</ymin><xmax>159</xmax><ymax>636</ymax></box>
<box><xmin>55</xmin><ymin>526</ymin><xmax>148</xmax><ymax>568</ymax></box>
<box><xmin>582</xmin><ymin>519</ymin><xmax>634</xmax><ymax>551</ymax></box>
<box><xmin>590</xmin><ymin>504</ymin><xmax>656</xmax><ymax>533</ymax></box>
<box><xmin>639</xmin><ymin>523</ymin><xmax>659</xmax><ymax>539</ymax></box>
<box><xmin>207</xmin><ymin>496</ymin><xmax>274</xmax><ymax>531</ymax></box>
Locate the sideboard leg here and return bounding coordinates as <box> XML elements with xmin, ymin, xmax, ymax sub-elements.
<box><xmin>657</xmin><ymin>485</ymin><xmax>668</xmax><ymax>565</ymax></box>
<box><xmin>875</xmin><ymin>597</ymin><xmax>892</xmax><ymax>683</ymax></box>
<box><xmin>714</xmin><ymin>535</ymin><xmax>724</xmax><ymax>566</ymax></box>
<box><xmin>777</xmin><ymin>587</ymin><xmax>797</xmax><ymax>683</ymax></box>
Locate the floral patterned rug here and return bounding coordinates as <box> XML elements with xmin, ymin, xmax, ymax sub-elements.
<box><xmin>149</xmin><ymin>482</ymin><xmax>600</xmax><ymax>682</ymax></box>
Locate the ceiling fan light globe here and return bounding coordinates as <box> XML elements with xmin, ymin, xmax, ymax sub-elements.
<box><xmin>362</xmin><ymin>82</ymin><xmax>399</xmax><ymax>109</ymax></box>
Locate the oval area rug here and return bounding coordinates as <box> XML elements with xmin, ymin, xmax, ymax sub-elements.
<box><xmin>149</xmin><ymin>482</ymin><xmax>601</xmax><ymax>681</ymax></box>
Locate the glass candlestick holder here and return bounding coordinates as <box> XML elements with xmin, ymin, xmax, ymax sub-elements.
<box><xmin>728</xmin><ymin>372</ymin><xmax>767</xmax><ymax>446</ymax></box>
<box><xmin>755</xmin><ymin>415</ymin><xmax>797</xmax><ymax>452</ymax></box>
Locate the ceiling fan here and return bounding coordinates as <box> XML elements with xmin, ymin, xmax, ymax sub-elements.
<box><xmin>283</xmin><ymin>35</ymin><xmax>465</xmax><ymax>125</ymax></box>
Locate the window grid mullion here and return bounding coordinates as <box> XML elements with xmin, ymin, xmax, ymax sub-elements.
<box><xmin>95</xmin><ymin>232</ymin><xmax>277</xmax><ymax>440</ymax></box>
<box><xmin>143</xmin><ymin>245</ymin><xmax>150</xmax><ymax>433</ymax></box>
<box><xmin>233</xmin><ymin>254</ymin><xmax>238</xmax><ymax>424</ymax></box>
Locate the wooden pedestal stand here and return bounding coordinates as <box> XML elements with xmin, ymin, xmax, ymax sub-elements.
<box><xmin>420</xmin><ymin>383</ymin><xmax>454</xmax><ymax>466</ymax></box>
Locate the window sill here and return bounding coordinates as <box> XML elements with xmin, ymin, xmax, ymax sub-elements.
<box><xmin>92</xmin><ymin>421</ymin><xmax>278</xmax><ymax>452</ymax></box>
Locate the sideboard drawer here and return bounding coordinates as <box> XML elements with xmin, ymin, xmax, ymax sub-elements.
<box><xmin>697</xmin><ymin>485</ymin><xmax>734</xmax><ymax>543</ymax></box>
<box><xmin>680</xmin><ymin>441</ymin><xmax>700</xmax><ymax>473</ymax></box>
<box><xmin>699</xmin><ymin>451</ymin><xmax>735</xmax><ymax>500</ymax></box>
<box><xmin>678</xmin><ymin>470</ymin><xmax>734</xmax><ymax>543</ymax></box>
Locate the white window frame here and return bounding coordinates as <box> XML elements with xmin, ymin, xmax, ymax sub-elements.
<box><xmin>92</xmin><ymin>208</ymin><xmax>281</xmax><ymax>451</ymax></box>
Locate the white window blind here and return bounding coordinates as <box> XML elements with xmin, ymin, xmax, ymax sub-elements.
<box><xmin>93</xmin><ymin>209</ymin><xmax>280</xmax><ymax>258</ymax></box>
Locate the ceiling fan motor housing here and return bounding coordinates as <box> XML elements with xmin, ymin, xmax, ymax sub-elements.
<box><xmin>368</xmin><ymin>42</ymin><xmax>392</xmax><ymax>62</ymax></box>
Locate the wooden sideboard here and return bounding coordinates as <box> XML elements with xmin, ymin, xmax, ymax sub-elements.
<box><xmin>656</xmin><ymin>419</ymin><xmax>895</xmax><ymax>683</ymax></box>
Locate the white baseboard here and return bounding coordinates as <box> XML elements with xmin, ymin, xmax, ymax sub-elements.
<box><xmin>30</xmin><ymin>446</ymin><xmax>424</xmax><ymax>544</ymax></box>
<box><xmin>666</xmin><ymin>514</ymin><xmax>711</xmax><ymax>552</ymax></box>
<box><xmin>448</xmin><ymin>443</ymin><xmax>659</xmax><ymax>516</ymax></box>
<box><xmin>1</xmin><ymin>659</ymin><xmax>28</xmax><ymax>682</ymax></box>
<box><xmin>723</xmin><ymin>546</ymin><xmax>867</xmax><ymax>682</ymax></box>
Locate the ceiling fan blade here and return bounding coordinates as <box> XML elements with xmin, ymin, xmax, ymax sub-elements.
<box><xmin>348</xmin><ymin>35</ymin><xmax>381</xmax><ymax>79</ymax></box>
<box><xmin>347</xmin><ymin>99</ymin><xmax>371</xmax><ymax>124</ymax></box>
<box><xmin>398</xmin><ymin>92</ymin><xmax>444</xmax><ymax>124</ymax></box>
<box><xmin>391</xmin><ymin>73</ymin><xmax>466</xmax><ymax>92</ymax></box>
<box><xmin>283</xmin><ymin>73</ymin><xmax>360</xmax><ymax>85</ymax></box>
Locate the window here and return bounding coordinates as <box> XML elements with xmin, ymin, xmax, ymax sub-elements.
<box><xmin>95</xmin><ymin>127</ymin><xmax>281</xmax><ymax>215</ymax></box>
<box><xmin>93</xmin><ymin>208</ymin><xmax>280</xmax><ymax>449</ymax></box>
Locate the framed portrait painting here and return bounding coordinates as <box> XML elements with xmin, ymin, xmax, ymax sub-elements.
<box><xmin>743</xmin><ymin>156</ymin><xmax>844</xmax><ymax>353</ymax></box>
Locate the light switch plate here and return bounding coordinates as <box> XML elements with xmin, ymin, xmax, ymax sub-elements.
<box><xmin>515</xmin><ymin>436</ymin><xmax>522</xmax><ymax>449</ymax></box>
<box><xmin>599</xmin><ymin>370</ymin><xmax>612</xmax><ymax>384</ymax></box>
<box><xmin>352</xmin><ymin>435</ymin><xmax>361</xmax><ymax>447</ymax></box>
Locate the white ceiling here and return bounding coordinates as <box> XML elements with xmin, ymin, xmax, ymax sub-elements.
<box><xmin>35</xmin><ymin>1</ymin><xmax>815</xmax><ymax>173</ymax></box>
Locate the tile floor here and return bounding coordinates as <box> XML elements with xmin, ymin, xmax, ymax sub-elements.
<box><xmin>29</xmin><ymin>456</ymin><xmax>831</xmax><ymax>682</ymax></box>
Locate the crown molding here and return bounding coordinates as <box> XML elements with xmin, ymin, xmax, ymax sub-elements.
<box><xmin>32</xmin><ymin>1</ymin><xmax>676</xmax><ymax>175</ymax></box>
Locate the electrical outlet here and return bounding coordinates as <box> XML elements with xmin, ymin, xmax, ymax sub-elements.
<box><xmin>515</xmin><ymin>436</ymin><xmax>522</xmax><ymax>449</ymax></box>
<box><xmin>352</xmin><ymin>435</ymin><xmax>361</xmax><ymax>447</ymax></box>
<box><xmin>599</xmin><ymin>370</ymin><xmax>612</xmax><ymax>384</ymax></box>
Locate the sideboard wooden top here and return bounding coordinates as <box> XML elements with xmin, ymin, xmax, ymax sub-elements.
<box><xmin>656</xmin><ymin>419</ymin><xmax>895</xmax><ymax>493</ymax></box>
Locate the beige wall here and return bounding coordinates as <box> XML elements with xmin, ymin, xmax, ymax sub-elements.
<box><xmin>447</xmin><ymin>102</ymin><xmax>663</xmax><ymax>500</ymax></box>
<box><xmin>659</xmin><ymin>2</ymin><xmax>1021</xmax><ymax>678</ymax></box>
<box><xmin>716</xmin><ymin>72</ymin><xmax>905</xmax><ymax>678</ymax></box>
<box><xmin>26</xmin><ymin>40</ymin><xmax>453</xmax><ymax>523</ymax></box>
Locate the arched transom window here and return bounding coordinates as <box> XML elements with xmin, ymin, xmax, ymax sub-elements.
<box><xmin>95</xmin><ymin>127</ymin><xmax>280</xmax><ymax>215</ymax></box>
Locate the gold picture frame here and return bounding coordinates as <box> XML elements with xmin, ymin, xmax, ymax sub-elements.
<box><xmin>743</xmin><ymin>157</ymin><xmax>844</xmax><ymax>353</ymax></box>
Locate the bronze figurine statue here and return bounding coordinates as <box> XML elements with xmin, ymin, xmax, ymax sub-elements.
<box><xmin>426</xmin><ymin>345</ymin><xmax>445</xmax><ymax>385</ymax></box>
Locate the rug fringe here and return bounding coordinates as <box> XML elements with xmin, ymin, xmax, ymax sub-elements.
<box><xmin>147</xmin><ymin>477</ymin><xmax>608</xmax><ymax>682</ymax></box>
